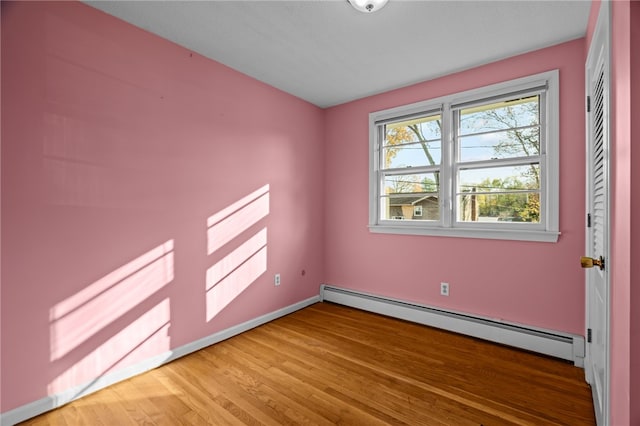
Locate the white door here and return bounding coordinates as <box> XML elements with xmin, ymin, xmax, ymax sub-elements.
<box><xmin>583</xmin><ymin>3</ymin><xmax>610</xmax><ymax>424</ymax></box>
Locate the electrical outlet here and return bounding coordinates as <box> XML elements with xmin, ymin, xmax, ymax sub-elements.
<box><xmin>440</xmin><ymin>282</ymin><xmax>449</xmax><ymax>296</ymax></box>
<box><xmin>274</xmin><ymin>273</ymin><xmax>281</xmax><ymax>286</ymax></box>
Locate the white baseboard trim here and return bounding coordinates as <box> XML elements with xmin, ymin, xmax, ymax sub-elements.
<box><xmin>321</xmin><ymin>284</ymin><xmax>585</xmax><ymax>367</ymax></box>
<box><xmin>1</xmin><ymin>296</ymin><xmax>320</xmax><ymax>426</ymax></box>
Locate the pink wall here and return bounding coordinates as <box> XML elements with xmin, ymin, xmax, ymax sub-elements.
<box><xmin>609</xmin><ymin>2</ymin><xmax>640</xmax><ymax>424</ymax></box>
<box><xmin>631</xmin><ymin>5</ymin><xmax>640</xmax><ymax>424</ymax></box>
<box><xmin>324</xmin><ymin>39</ymin><xmax>586</xmax><ymax>335</ymax></box>
<box><xmin>1</xmin><ymin>1</ymin><xmax>325</xmax><ymax>412</ymax></box>
<box><xmin>609</xmin><ymin>0</ymin><xmax>632</xmax><ymax>420</ymax></box>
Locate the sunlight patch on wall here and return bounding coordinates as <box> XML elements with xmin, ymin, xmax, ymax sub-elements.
<box><xmin>206</xmin><ymin>229</ymin><xmax>267</xmax><ymax>321</ymax></box>
<box><xmin>49</xmin><ymin>240</ymin><xmax>174</xmax><ymax>361</ymax></box>
<box><xmin>206</xmin><ymin>186</ymin><xmax>270</xmax><ymax>321</ymax></box>
<box><xmin>207</xmin><ymin>184</ymin><xmax>269</xmax><ymax>255</ymax></box>
<box><xmin>48</xmin><ymin>298</ymin><xmax>171</xmax><ymax>395</ymax></box>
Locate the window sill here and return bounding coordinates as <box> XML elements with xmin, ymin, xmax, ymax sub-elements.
<box><xmin>369</xmin><ymin>224</ymin><xmax>560</xmax><ymax>243</ymax></box>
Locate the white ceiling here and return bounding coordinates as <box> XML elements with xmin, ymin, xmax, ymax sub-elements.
<box><xmin>85</xmin><ymin>0</ymin><xmax>591</xmax><ymax>108</ymax></box>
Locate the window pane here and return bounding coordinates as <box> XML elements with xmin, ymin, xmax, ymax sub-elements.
<box><xmin>381</xmin><ymin>194</ymin><xmax>440</xmax><ymax>220</ymax></box>
<box><xmin>458</xmin><ymin>95</ymin><xmax>540</xmax><ymax>163</ymax></box>
<box><xmin>381</xmin><ymin>172</ymin><xmax>440</xmax><ymax>221</ymax></box>
<box><xmin>459</xmin><ymin>127</ymin><xmax>539</xmax><ymax>162</ymax></box>
<box><xmin>383</xmin><ymin>141</ymin><xmax>441</xmax><ymax>168</ymax></box>
<box><xmin>382</xmin><ymin>195</ymin><xmax>440</xmax><ymax>221</ymax></box>
<box><xmin>458</xmin><ymin>192</ymin><xmax>540</xmax><ymax>223</ymax></box>
<box><xmin>459</xmin><ymin>96</ymin><xmax>539</xmax><ymax>136</ymax></box>
<box><xmin>383</xmin><ymin>115</ymin><xmax>441</xmax><ymax>168</ymax></box>
<box><xmin>384</xmin><ymin>172</ymin><xmax>440</xmax><ymax>195</ymax></box>
<box><xmin>458</xmin><ymin>164</ymin><xmax>540</xmax><ymax>193</ymax></box>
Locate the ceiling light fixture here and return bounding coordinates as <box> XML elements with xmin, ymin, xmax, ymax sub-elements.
<box><xmin>348</xmin><ymin>0</ymin><xmax>389</xmax><ymax>13</ymax></box>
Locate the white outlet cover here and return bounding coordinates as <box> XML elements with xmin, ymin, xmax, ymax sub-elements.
<box><xmin>440</xmin><ymin>282</ymin><xmax>449</xmax><ymax>296</ymax></box>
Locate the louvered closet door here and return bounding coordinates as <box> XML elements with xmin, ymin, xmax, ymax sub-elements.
<box><xmin>585</xmin><ymin>7</ymin><xmax>610</xmax><ymax>424</ymax></box>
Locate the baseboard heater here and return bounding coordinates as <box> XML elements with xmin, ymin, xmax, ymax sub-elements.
<box><xmin>320</xmin><ymin>285</ymin><xmax>585</xmax><ymax>367</ymax></box>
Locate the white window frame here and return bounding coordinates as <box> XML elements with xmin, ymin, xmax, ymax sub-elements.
<box><xmin>369</xmin><ymin>70</ymin><xmax>560</xmax><ymax>242</ymax></box>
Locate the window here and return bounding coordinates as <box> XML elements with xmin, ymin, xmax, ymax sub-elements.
<box><xmin>369</xmin><ymin>71</ymin><xmax>559</xmax><ymax>242</ymax></box>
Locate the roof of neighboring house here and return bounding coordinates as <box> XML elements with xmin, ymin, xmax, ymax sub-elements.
<box><xmin>389</xmin><ymin>195</ymin><xmax>437</xmax><ymax>206</ymax></box>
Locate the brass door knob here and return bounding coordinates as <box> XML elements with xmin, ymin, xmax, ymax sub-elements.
<box><xmin>581</xmin><ymin>256</ymin><xmax>605</xmax><ymax>270</ymax></box>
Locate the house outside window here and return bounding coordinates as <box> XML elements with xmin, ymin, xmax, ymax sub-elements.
<box><xmin>369</xmin><ymin>70</ymin><xmax>559</xmax><ymax>242</ymax></box>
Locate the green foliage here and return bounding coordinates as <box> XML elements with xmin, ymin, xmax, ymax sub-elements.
<box><xmin>473</xmin><ymin>177</ymin><xmax>539</xmax><ymax>222</ymax></box>
<box><xmin>421</xmin><ymin>176</ymin><xmax>438</xmax><ymax>193</ymax></box>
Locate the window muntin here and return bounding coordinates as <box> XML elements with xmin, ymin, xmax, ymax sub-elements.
<box><xmin>369</xmin><ymin>71</ymin><xmax>559</xmax><ymax>242</ymax></box>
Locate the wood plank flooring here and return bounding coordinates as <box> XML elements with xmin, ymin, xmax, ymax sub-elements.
<box><xmin>21</xmin><ymin>302</ymin><xmax>595</xmax><ymax>425</ymax></box>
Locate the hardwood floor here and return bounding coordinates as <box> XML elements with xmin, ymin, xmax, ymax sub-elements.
<box><xmin>22</xmin><ymin>302</ymin><xmax>595</xmax><ymax>425</ymax></box>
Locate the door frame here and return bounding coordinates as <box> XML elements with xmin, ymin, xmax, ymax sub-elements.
<box><xmin>584</xmin><ymin>1</ymin><xmax>611</xmax><ymax>424</ymax></box>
